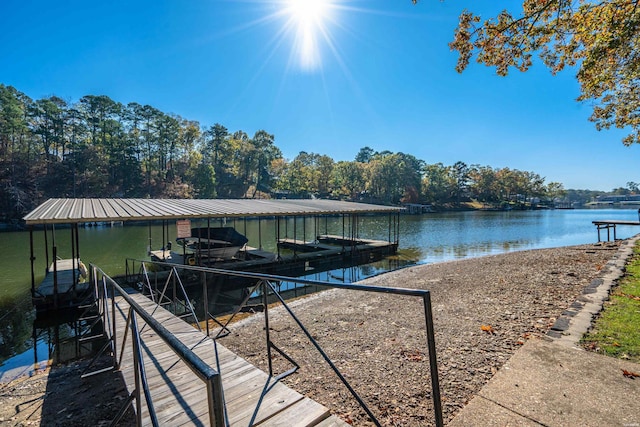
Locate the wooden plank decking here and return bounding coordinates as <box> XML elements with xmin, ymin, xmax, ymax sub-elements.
<box><xmin>36</xmin><ymin>259</ymin><xmax>88</xmax><ymax>296</ymax></box>
<box><xmin>33</xmin><ymin>258</ymin><xmax>92</xmax><ymax>311</ymax></box>
<box><xmin>114</xmin><ymin>292</ymin><xmax>347</xmax><ymax>426</ymax></box>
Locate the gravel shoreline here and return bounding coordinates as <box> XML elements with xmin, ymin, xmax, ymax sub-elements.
<box><xmin>0</xmin><ymin>242</ymin><xmax>622</xmax><ymax>426</ymax></box>
<box><xmin>219</xmin><ymin>242</ymin><xmax>622</xmax><ymax>426</ymax></box>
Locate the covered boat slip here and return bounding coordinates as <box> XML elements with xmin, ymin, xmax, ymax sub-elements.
<box><xmin>23</xmin><ymin>198</ymin><xmax>401</xmax><ymax>224</ymax></box>
<box><xmin>24</xmin><ymin>198</ymin><xmax>402</xmax><ymax>311</ymax></box>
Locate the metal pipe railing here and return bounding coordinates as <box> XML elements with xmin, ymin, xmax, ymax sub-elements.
<box><xmin>127</xmin><ymin>258</ymin><xmax>443</xmax><ymax>427</ymax></box>
<box><xmin>91</xmin><ymin>264</ymin><xmax>225</xmax><ymax>426</ymax></box>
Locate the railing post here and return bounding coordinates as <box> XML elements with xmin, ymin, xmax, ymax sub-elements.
<box><xmin>172</xmin><ymin>268</ymin><xmax>177</xmax><ymax>312</ymax></box>
<box><xmin>202</xmin><ymin>271</ymin><xmax>209</xmax><ymax>336</ymax></box>
<box><xmin>130</xmin><ymin>308</ymin><xmax>143</xmax><ymax>426</ymax></box>
<box><xmin>111</xmin><ymin>277</ymin><xmax>118</xmax><ymax>365</ymax></box>
<box><xmin>423</xmin><ymin>293</ymin><xmax>443</xmax><ymax>427</ymax></box>
<box><xmin>130</xmin><ymin>309</ymin><xmax>159</xmax><ymax>427</ymax></box>
<box><xmin>206</xmin><ymin>374</ymin><xmax>225</xmax><ymax>426</ymax></box>
<box><xmin>262</xmin><ymin>281</ymin><xmax>274</xmax><ymax>376</ymax></box>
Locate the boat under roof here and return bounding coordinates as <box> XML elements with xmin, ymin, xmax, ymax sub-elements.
<box><xmin>23</xmin><ymin>198</ymin><xmax>402</xmax><ymax>225</ymax></box>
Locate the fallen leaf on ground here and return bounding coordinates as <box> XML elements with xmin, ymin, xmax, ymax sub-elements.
<box><xmin>480</xmin><ymin>325</ymin><xmax>495</xmax><ymax>335</ymax></box>
<box><xmin>400</xmin><ymin>349</ymin><xmax>423</xmax><ymax>362</ymax></box>
<box><xmin>616</xmin><ymin>292</ymin><xmax>640</xmax><ymax>301</ymax></box>
<box><xmin>622</xmin><ymin>369</ymin><xmax>640</xmax><ymax>379</ymax></box>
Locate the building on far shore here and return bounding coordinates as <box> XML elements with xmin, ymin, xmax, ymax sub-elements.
<box><xmin>592</xmin><ymin>194</ymin><xmax>640</xmax><ymax>206</ymax></box>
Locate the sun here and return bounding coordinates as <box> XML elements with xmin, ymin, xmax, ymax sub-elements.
<box><xmin>286</xmin><ymin>0</ymin><xmax>329</xmax><ymax>23</ymax></box>
<box><xmin>281</xmin><ymin>0</ymin><xmax>336</xmax><ymax>71</ymax></box>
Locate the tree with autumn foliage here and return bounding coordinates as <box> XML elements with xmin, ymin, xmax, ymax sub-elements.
<box><xmin>435</xmin><ymin>0</ymin><xmax>640</xmax><ymax>146</ymax></box>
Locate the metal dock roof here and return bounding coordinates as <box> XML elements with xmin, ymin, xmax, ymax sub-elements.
<box><xmin>23</xmin><ymin>198</ymin><xmax>402</xmax><ymax>225</ymax></box>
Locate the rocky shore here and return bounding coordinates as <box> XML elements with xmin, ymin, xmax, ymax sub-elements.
<box><xmin>0</xmin><ymin>242</ymin><xmax>622</xmax><ymax>426</ymax></box>
<box><xmin>220</xmin><ymin>242</ymin><xmax>622</xmax><ymax>426</ymax></box>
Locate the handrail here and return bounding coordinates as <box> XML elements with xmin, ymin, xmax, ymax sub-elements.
<box><xmin>126</xmin><ymin>258</ymin><xmax>443</xmax><ymax>427</ymax></box>
<box><xmin>90</xmin><ymin>264</ymin><xmax>225</xmax><ymax>426</ymax></box>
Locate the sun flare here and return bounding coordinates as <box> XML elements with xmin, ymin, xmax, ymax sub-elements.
<box><xmin>282</xmin><ymin>0</ymin><xmax>335</xmax><ymax>70</ymax></box>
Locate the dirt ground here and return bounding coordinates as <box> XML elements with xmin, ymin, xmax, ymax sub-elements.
<box><xmin>220</xmin><ymin>242</ymin><xmax>622</xmax><ymax>425</ymax></box>
<box><xmin>0</xmin><ymin>356</ymin><xmax>134</xmax><ymax>426</ymax></box>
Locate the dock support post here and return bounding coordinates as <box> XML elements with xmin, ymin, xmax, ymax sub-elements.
<box><xmin>44</xmin><ymin>224</ymin><xmax>49</xmax><ymax>273</ymax></box>
<box><xmin>202</xmin><ymin>271</ymin><xmax>209</xmax><ymax>337</ymax></box>
<box><xmin>303</xmin><ymin>215</ymin><xmax>306</xmax><ymax>244</ymax></box>
<box><xmin>75</xmin><ymin>223</ymin><xmax>80</xmax><ymax>260</ymax></box>
<box><xmin>53</xmin><ymin>245</ymin><xmax>58</xmax><ymax>309</ymax></box>
<box><xmin>71</xmin><ymin>225</ymin><xmax>77</xmax><ymax>293</ymax></box>
<box><xmin>148</xmin><ymin>222</ymin><xmax>152</xmax><ymax>253</ymax></box>
<box><xmin>207</xmin><ymin>218</ymin><xmax>212</xmax><ymax>263</ymax></box>
<box><xmin>293</xmin><ymin>216</ymin><xmax>297</xmax><ymax>258</ymax></box>
<box><xmin>162</xmin><ymin>220</ymin><xmax>166</xmax><ymax>254</ymax></box>
<box><xmin>29</xmin><ymin>227</ymin><xmax>35</xmax><ymax>297</ymax></box>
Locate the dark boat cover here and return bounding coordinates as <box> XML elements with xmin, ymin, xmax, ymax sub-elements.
<box><xmin>190</xmin><ymin>227</ymin><xmax>248</xmax><ymax>246</ymax></box>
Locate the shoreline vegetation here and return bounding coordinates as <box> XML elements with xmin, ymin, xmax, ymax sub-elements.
<box><xmin>2</xmin><ymin>83</ymin><xmax>626</xmax><ymax>225</ymax></box>
<box><xmin>0</xmin><ymin>241</ymin><xmax>623</xmax><ymax>425</ymax></box>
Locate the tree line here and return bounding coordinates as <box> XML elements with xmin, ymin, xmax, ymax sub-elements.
<box><xmin>0</xmin><ymin>84</ymin><xmax>566</xmax><ymax>221</ymax></box>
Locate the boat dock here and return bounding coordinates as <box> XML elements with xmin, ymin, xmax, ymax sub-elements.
<box><xmin>32</xmin><ymin>258</ymin><xmax>92</xmax><ymax>311</ymax></box>
<box><xmin>150</xmin><ymin>235</ymin><xmax>397</xmax><ymax>281</ymax></box>
<box><xmin>592</xmin><ymin>220</ymin><xmax>640</xmax><ymax>242</ymax></box>
<box><xmin>110</xmin><ymin>289</ymin><xmax>346</xmax><ymax>425</ymax></box>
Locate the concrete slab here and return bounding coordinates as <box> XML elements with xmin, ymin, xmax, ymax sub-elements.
<box><xmin>448</xmin><ymin>397</ymin><xmax>541</xmax><ymax>426</ymax></box>
<box><xmin>449</xmin><ymin>338</ymin><xmax>640</xmax><ymax>427</ymax></box>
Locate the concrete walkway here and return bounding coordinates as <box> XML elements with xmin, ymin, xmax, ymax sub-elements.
<box><xmin>449</xmin><ymin>236</ymin><xmax>640</xmax><ymax>427</ymax></box>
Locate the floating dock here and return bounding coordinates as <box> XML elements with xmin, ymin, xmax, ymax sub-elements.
<box><xmin>32</xmin><ymin>258</ymin><xmax>92</xmax><ymax>312</ymax></box>
<box><xmin>149</xmin><ymin>234</ymin><xmax>397</xmax><ymax>286</ymax></box>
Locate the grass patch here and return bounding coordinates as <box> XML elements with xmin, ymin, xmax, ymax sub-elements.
<box><xmin>582</xmin><ymin>244</ymin><xmax>640</xmax><ymax>362</ymax></box>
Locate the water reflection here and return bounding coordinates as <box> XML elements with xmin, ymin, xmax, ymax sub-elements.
<box><xmin>400</xmin><ymin>209</ymin><xmax>640</xmax><ymax>264</ymax></box>
<box><xmin>0</xmin><ymin>309</ymin><xmax>102</xmax><ymax>383</ymax></box>
<box><xmin>0</xmin><ymin>292</ymin><xmax>34</xmax><ymax>366</ymax></box>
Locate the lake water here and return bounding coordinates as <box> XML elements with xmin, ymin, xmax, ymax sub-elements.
<box><xmin>1</xmin><ymin>208</ymin><xmax>639</xmax><ymax>376</ymax></box>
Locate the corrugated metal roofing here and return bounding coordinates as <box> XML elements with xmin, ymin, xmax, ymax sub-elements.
<box><xmin>23</xmin><ymin>198</ymin><xmax>402</xmax><ymax>225</ymax></box>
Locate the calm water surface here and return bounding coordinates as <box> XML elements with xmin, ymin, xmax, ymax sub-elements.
<box><xmin>1</xmin><ymin>208</ymin><xmax>639</xmax><ymax>376</ymax></box>
<box><xmin>401</xmin><ymin>208</ymin><xmax>640</xmax><ymax>263</ymax></box>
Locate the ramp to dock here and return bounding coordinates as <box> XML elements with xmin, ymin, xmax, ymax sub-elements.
<box><xmin>114</xmin><ymin>292</ymin><xmax>346</xmax><ymax>426</ymax></box>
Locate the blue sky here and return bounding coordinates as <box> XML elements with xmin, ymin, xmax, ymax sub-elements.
<box><xmin>1</xmin><ymin>0</ymin><xmax>638</xmax><ymax>191</ymax></box>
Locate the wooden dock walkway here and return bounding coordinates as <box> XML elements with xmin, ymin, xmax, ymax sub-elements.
<box><xmin>114</xmin><ymin>291</ymin><xmax>347</xmax><ymax>426</ymax></box>
<box><xmin>592</xmin><ymin>220</ymin><xmax>640</xmax><ymax>242</ymax></box>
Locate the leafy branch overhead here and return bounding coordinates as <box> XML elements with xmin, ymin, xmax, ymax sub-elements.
<box><xmin>416</xmin><ymin>0</ymin><xmax>640</xmax><ymax>145</ymax></box>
